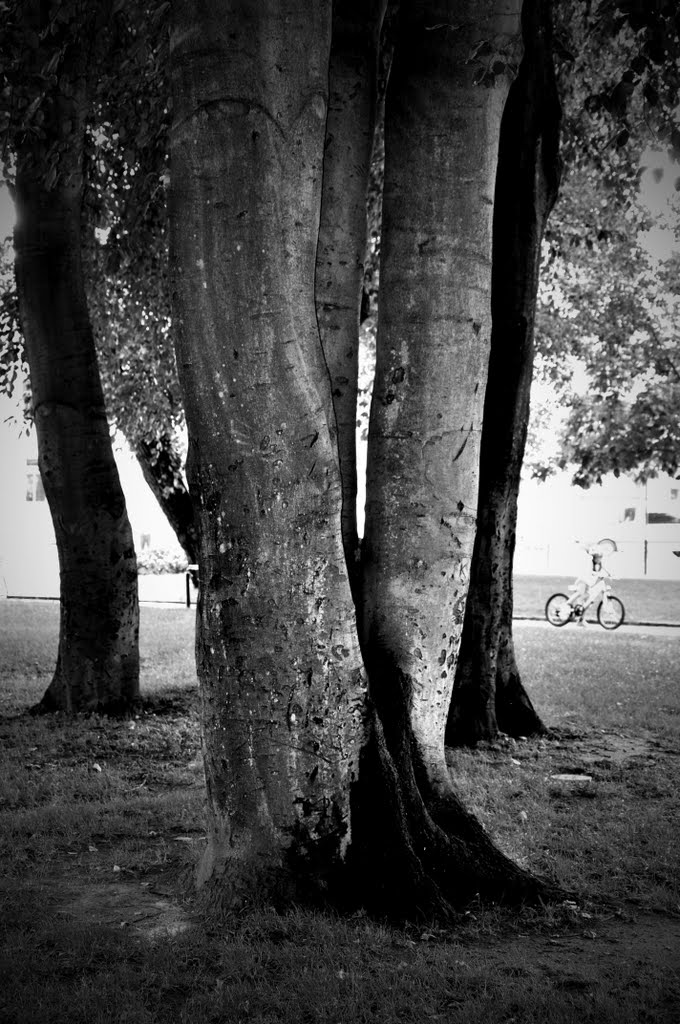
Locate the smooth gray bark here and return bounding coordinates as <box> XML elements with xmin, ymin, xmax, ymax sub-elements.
<box><xmin>447</xmin><ymin>0</ymin><xmax>561</xmax><ymax>746</ymax></box>
<box><xmin>170</xmin><ymin>0</ymin><xmax>365</xmax><ymax>906</ymax></box>
<box><xmin>14</xmin><ymin>2</ymin><xmax>139</xmax><ymax>714</ymax></box>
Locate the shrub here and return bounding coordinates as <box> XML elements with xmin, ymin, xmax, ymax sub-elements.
<box><xmin>136</xmin><ymin>547</ymin><xmax>189</xmax><ymax>575</ymax></box>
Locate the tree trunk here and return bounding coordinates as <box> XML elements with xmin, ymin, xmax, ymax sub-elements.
<box><xmin>447</xmin><ymin>0</ymin><xmax>561</xmax><ymax>747</ymax></box>
<box><xmin>170</xmin><ymin>0</ymin><xmax>562</xmax><ymax>918</ymax></box>
<box><xmin>357</xmin><ymin>1</ymin><xmax>554</xmax><ymax>912</ymax></box>
<box><xmin>314</xmin><ymin>0</ymin><xmax>386</xmax><ymax>598</ymax></box>
<box><xmin>135</xmin><ymin>434</ymin><xmax>198</xmax><ymax>563</ymax></box>
<box><xmin>13</xmin><ymin>6</ymin><xmax>140</xmax><ymax>715</ymax></box>
<box><xmin>170</xmin><ymin>0</ymin><xmax>366</xmax><ymax>907</ymax></box>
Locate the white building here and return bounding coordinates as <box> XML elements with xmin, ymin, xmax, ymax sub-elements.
<box><xmin>515</xmin><ymin>470</ymin><xmax>680</xmax><ymax>579</ymax></box>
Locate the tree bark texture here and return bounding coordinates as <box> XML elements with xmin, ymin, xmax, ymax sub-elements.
<box><xmin>447</xmin><ymin>0</ymin><xmax>561</xmax><ymax>747</ymax></box>
<box><xmin>170</xmin><ymin>0</ymin><xmax>366</xmax><ymax>907</ymax></box>
<box><xmin>13</xmin><ymin>6</ymin><xmax>140</xmax><ymax>715</ymax></box>
<box><xmin>135</xmin><ymin>434</ymin><xmax>198</xmax><ymax>563</ymax></box>
<box><xmin>363</xmin><ymin>0</ymin><xmax>517</xmax><ymax>780</ymax></box>
<box><xmin>315</xmin><ymin>0</ymin><xmax>386</xmax><ymax>597</ymax></box>
<box><xmin>355</xmin><ymin>1</ymin><xmax>554</xmax><ymax>913</ymax></box>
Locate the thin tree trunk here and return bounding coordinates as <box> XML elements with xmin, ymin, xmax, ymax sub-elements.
<box><xmin>170</xmin><ymin>0</ymin><xmax>366</xmax><ymax>907</ymax></box>
<box><xmin>357</xmin><ymin>0</ymin><xmax>555</xmax><ymax>913</ymax></box>
<box><xmin>14</xmin><ymin>4</ymin><xmax>140</xmax><ymax>715</ymax></box>
<box><xmin>315</xmin><ymin>0</ymin><xmax>386</xmax><ymax>598</ymax></box>
<box><xmin>135</xmin><ymin>434</ymin><xmax>198</xmax><ymax>563</ymax></box>
<box><xmin>447</xmin><ymin>0</ymin><xmax>561</xmax><ymax>747</ymax></box>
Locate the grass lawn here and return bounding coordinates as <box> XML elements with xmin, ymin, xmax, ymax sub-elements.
<box><xmin>1</xmin><ymin>600</ymin><xmax>679</xmax><ymax>1023</ymax></box>
<box><xmin>513</xmin><ymin>574</ymin><xmax>680</xmax><ymax>624</ymax></box>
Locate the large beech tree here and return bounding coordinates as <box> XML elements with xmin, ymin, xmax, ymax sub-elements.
<box><xmin>9</xmin><ymin>0</ymin><xmax>139</xmax><ymax>713</ymax></box>
<box><xmin>170</xmin><ymin>0</ymin><xmax>368</xmax><ymax>902</ymax></box>
<box><xmin>170</xmin><ymin>0</ymin><xmax>557</xmax><ymax>917</ymax></box>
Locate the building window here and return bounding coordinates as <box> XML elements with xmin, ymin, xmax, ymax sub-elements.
<box><xmin>622</xmin><ymin>507</ymin><xmax>636</xmax><ymax>522</ymax></box>
<box><xmin>671</xmin><ymin>488</ymin><xmax>678</xmax><ymax>501</ymax></box>
<box><xmin>647</xmin><ymin>512</ymin><xmax>680</xmax><ymax>525</ymax></box>
<box><xmin>26</xmin><ymin>459</ymin><xmax>46</xmax><ymax>502</ymax></box>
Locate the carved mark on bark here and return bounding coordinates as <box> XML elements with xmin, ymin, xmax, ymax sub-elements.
<box><xmin>174</xmin><ymin>97</ymin><xmax>286</xmax><ymax>137</ymax></box>
<box><xmin>451</xmin><ymin>424</ymin><xmax>473</xmax><ymax>464</ymax></box>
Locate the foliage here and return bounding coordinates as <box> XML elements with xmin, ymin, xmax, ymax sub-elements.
<box><xmin>555</xmin><ymin>0</ymin><xmax>680</xmax><ymax>184</ymax></box>
<box><xmin>532</xmin><ymin>164</ymin><xmax>680</xmax><ymax>485</ymax></box>
<box><xmin>527</xmin><ymin>0</ymin><xmax>680</xmax><ymax>487</ymax></box>
<box><xmin>0</xmin><ymin>232</ymin><xmax>27</xmax><ymax>413</ymax></box>
<box><xmin>82</xmin><ymin>2</ymin><xmax>180</xmax><ymax>452</ymax></box>
<box><xmin>136</xmin><ymin>546</ymin><xmax>189</xmax><ymax>575</ymax></box>
<box><xmin>0</xmin><ymin>0</ymin><xmax>181</xmax><ymax>454</ymax></box>
<box><xmin>3</xmin><ymin>0</ymin><xmax>676</xmax><ymax>493</ymax></box>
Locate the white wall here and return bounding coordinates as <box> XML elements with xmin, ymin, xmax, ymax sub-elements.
<box><xmin>515</xmin><ymin>471</ymin><xmax>680</xmax><ymax>579</ymax></box>
<box><xmin>0</xmin><ymin>396</ymin><xmax>183</xmax><ymax>598</ymax></box>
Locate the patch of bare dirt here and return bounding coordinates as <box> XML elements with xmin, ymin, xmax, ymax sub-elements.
<box><xmin>49</xmin><ymin>876</ymin><xmax>680</xmax><ymax>995</ymax></box>
<box><xmin>478</xmin><ymin>910</ymin><xmax>680</xmax><ymax>986</ymax></box>
<box><xmin>54</xmin><ymin>878</ymin><xmax>198</xmax><ymax>940</ymax></box>
<box><xmin>550</xmin><ymin>728</ymin><xmax>679</xmax><ymax>766</ymax></box>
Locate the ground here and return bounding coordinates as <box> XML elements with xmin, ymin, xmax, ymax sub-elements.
<box><xmin>1</xmin><ymin>602</ymin><xmax>678</xmax><ymax>1022</ymax></box>
<box><xmin>4</xmin><ymin>718</ymin><xmax>677</xmax><ymax>1023</ymax></box>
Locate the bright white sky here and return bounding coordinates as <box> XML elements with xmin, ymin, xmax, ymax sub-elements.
<box><xmin>0</xmin><ymin>184</ymin><xmax>14</xmax><ymax>239</ymax></box>
<box><xmin>638</xmin><ymin>147</ymin><xmax>679</xmax><ymax>262</ymax></box>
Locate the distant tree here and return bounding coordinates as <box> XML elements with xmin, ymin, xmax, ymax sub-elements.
<box><xmin>3</xmin><ymin>0</ymin><xmax>140</xmax><ymax>713</ymax></box>
<box><xmin>529</xmin><ymin>0</ymin><xmax>680</xmax><ymax>488</ymax></box>
<box><xmin>532</xmin><ymin>167</ymin><xmax>680</xmax><ymax>486</ymax></box>
<box><xmin>0</xmin><ymin>3</ymin><xmax>197</xmax><ymax>565</ymax></box>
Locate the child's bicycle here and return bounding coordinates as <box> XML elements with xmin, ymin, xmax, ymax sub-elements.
<box><xmin>545</xmin><ymin>539</ymin><xmax>625</xmax><ymax>631</ymax></box>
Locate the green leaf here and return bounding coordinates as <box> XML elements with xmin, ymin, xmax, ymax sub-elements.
<box><xmin>643</xmin><ymin>82</ymin><xmax>659</xmax><ymax>106</ymax></box>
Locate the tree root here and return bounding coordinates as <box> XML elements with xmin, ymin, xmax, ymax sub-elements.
<box><xmin>348</xmin><ymin>704</ymin><xmax>567</xmax><ymax>922</ymax></box>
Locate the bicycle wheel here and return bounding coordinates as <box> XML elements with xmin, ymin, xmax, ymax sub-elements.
<box><xmin>597</xmin><ymin>595</ymin><xmax>625</xmax><ymax>630</ymax></box>
<box><xmin>545</xmin><ymin>593</ymin><xmax>572</xmax><ymax>626</ymax></box>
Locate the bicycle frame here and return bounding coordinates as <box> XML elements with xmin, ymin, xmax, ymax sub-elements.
<box><xmin>545</xmin><ymin>565</ymin><xmax>625</xmax><ymax>630</ymax></box>
<box><xmin>568</xmin><ymin>570</ymin><xmax>610</xmax><ymax>615</ymax></box>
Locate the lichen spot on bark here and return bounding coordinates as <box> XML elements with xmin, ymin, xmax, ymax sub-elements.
<box><xmin>311</xmin><ymin>93</ymin><xmax>326</xmax><ymax>120</ymax></box>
